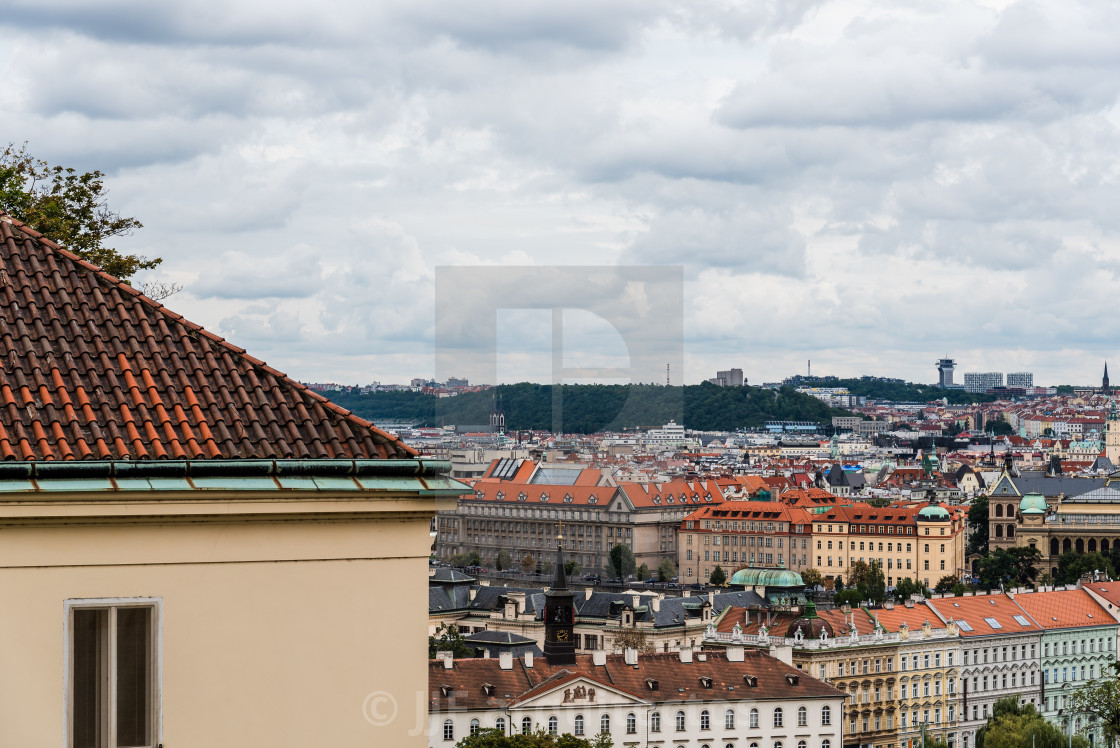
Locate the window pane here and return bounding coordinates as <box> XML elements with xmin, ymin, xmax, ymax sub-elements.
<box><xmin>73</xmin><ymin>608</ymin><xmax>108</xmax><ymax>748</ymax></box>
<box><xmin>116</xmin><ymin>607</ymin><xmax>151</xmax><ymax>747</ymax></box>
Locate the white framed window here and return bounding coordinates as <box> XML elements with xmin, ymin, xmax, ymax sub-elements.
<box><xmin>750</xmin><ymin>708</ymin><xmax>759</xmax><ymax>728</ymax></box>
<box><xmin>774</xmin><ymin>707</ymin><xmax>784</xmax><ymax>727</ymax></box>
<box><xmin>67</xmin><ymin>597</ymin><xmax>161</xmax><ymax>748</ymax></box>
<box><xmin>470</xmin><ymin>718</ymin><xmax>481</xmax><ymax>735</ymax></box>
<box><xmin>798</xmin><ymin>706</ymin><xmax>807</xmax><ymax>726</ymax></box>
<box><xmin>822</xmin><ymin>705</ymin><xmax>831</xmax><ymax>725</ymax></box>
<box><xmin>726</xmin><ymin>709</ymin><xmax>735</xmax><ymax>729</ymax></box>
<box><xmin>575</xmin><ymin>715</ymin><xmax>584</xmax><ymax>735</ymax></box>
<box><xmin>443</xmin><ymin>719</ymin><xmax>454</xmax><ymax>741</ymax></box>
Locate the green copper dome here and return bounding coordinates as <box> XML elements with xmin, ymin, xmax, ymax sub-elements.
<box><xmin>917</xmin><ymin>505</ymin><xmax>950</xmax><ymax>521</ymax></box>
<box><xmin>729</xmin><ymin>568</ymin><xmax>805</xmax><ymax>587</ymax></box>
<box><xmin>1019</xmin><ymin>493</ymin><xmax>1047</xmax><ymax>515</ymax></box>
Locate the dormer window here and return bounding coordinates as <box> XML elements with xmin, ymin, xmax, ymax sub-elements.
<box><xmin>786</xmin><ymin>674</ymin><xmax>800</xmax><ymax>685</ymax></box>
<box><xmin>646</xmin><ymin>678</ymin><xmax>659</xmax><ymax>691</ymax></box>
<box><xmin>699</xmin><ymin>676</ymin><xmax>713</xmax><ymax>688</ymax></box>
<box><xmin>482</xmin><ymin>683</ymin><xmax>495</xmax><ymax>696</ymax></box>
<box><xmin>564</xmin><ymin>494</ymin><xmax>573</xmax><ymax>503</ymax></box>
<box><xmin>517</xmin><ymin>492</ymin><xmax>527</xmax><ymax>501</ymax></box>
<box><xmin>540</xmin><ymin>493</ymin><xmax>549</xmax><ymax>502</ymax></box>
<box><xmin>440</xmin><ymin>685</ymin><xmax>453</xmax><ymax>697</ymax></box>
<box><xmin>495</xmin><ymin>491</ymin><xmax>505</xmax><ymax>501</ymax></box>
<box><xmin>743</xmin><ymin>675</ymin><xmax>757</xmax><ymax>687</ymax></box>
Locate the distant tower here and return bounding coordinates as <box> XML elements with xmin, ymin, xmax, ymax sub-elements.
<box><xmin>666</xmin><ymin>362</ymin><xmax>670</xmax><ymax>387</ymax></box>
<box><xmin>1103</xmin><ymin>362</ymin><xmax>1110</xmax><ymax>395</ymax></box>
<box><xmin>489</xmin><ymin>391</ymin><xmax>506</xmax><ymax>434</ymax></box>
<box><xmin>936</xmin><ymin>358</ymin><xmax>956</xmax><ymax>388</ymax></box>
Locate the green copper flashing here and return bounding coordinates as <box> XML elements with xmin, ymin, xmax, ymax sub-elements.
<box><xmin>0</xmin><ymin>459</ymin><xmax>465</xmax><ymax>496</ymax></box>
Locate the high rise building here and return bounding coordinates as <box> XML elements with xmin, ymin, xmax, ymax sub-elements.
<box><xmin>963</xmin><ymin>371</ymin><xmax>1004</xmax><ymax>393</ymax></box>
<box><xmin>1006</xmin><ymin>372</ymin><xmax>1034</xmax><ymax>388</ymax></box>
<box><xmin>936</xmin><ymin>358</ymin><xmax>956</xmax><ymax>388</ymax></box>
<box><xmin>708</xmin><ymin>367</ymin><xmax>744</xmax><ymax>386</ymax></box>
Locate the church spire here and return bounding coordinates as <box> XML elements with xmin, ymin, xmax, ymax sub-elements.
<box><xmin>1104</xmin><ymin>362</ymin><xmax>1110</xmax><ymax>394</ymax></box>
<box><xmin>543</xmin><ymin>524</ymin><xmax>576</xmax><ymax>664</ymax></box>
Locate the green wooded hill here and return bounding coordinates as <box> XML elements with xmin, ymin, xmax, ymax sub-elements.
<box><xmin>319</xmin><ymin>383</ymin><xmax>853</xmax><ymax>433</ymax></box>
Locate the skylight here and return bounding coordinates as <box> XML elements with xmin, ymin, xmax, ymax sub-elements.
<box><xmin>984</xmin><ymin>617</ymin><xmax>1003</xmax><ymax>629</ymax></box>
<box><xmin>957</xmin><ymin>620</ymin><xmax>973</xmax><ymax>631</ymax></box>
<box><xmin>1013</xmin><ymin>615</ymin><xmax>1030</xmax><ymax>626</ymax></box>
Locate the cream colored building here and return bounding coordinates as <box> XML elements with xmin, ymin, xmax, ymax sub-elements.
<box><xmin>0</xmin><ymin>213</ymin><xmax>465</xmax><ymax>747</ymax></box>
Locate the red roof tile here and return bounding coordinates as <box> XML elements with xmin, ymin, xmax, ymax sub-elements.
<box><xmin>0</xmin><ymin>214</ymin><xmax>412</xmax><ymax>460</ymax></box>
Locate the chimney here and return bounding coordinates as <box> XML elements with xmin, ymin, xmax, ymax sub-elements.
<box><xmin>524</xmin><ymin>652</ymin><xmax>534</xmax><ymax>668</ymax></box>
<box><xmin>585</xmin><ymin>588</ymin><xmax>593</xmax><ymax>601</ymax></box>
<box><xmin>624</xmin><ymin>647</ymin><xmax>639</xmax><ymax>666</ymax></box>
<box><xmin>499</xmin><ymin>651</ymin><xmax>513</xmax><ymax>670</ymax></box>
<box><xmin>437</xmin><ymin>651</ymin><xmax>454</xmax><ymax>669</ymax></box>
<box><xmin>678</xmin><ymin>646</ymin><xmax>693</xmax><ymax>663</ymax></box>
<box><xmin>768</xmin><ymin>644</ymin><xmax>793</xmax><ymax>666</ymax></box>
<box><xmin>469</xmin><ymin>588</ymin><xmax>478</xmax><ymax>602</ymax></box>
<box><xmin>632</xmin><ymin>595</ymin><xmax>640</xmax><ymax>608</ymax></box>
<box><xmin>726</xmin><ymin>646</ymin><xmax>745</xmax><ymax>662</ymax></box>
<box><xmin>652</xmin><ymin>597</ymin><xmax>661</xmax><ymax>612</ymax></box>
<box><xmin>708</xmin><ymin>592</ymin><xmax>715</xmax><ymax>606</ymax></box>
<box><xmin>592</xmin><ymin>650</ymin><xmax>607</xmax><ymax>666</ymax></box>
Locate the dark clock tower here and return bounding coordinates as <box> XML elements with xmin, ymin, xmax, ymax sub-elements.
<box><xmin>543</xmin><ymin>532</ymin><xmax>576</xmax><ymax>665</ymax></box>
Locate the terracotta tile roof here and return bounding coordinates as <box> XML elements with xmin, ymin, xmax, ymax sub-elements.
<box><xmin>618</xmin><ymin>480</ymin><xmax>726</xmax><ymax>509</ymax></box>
<box><xmin>430</xmin><ymin>650</ymin><xmax>842</xmax><ymax>712</ymax></box>
<box><xmin>1007</xmin><ymin>589</ymin><xmax>1113</xmax><ymax>630</ymax></box>
<box><xmin>469</xmin><ymin>483</ymin><xmax>616</xmax><ymax>507</ymax></box>
<box><xmin>926</xmin><ymin>593</ymin><xmax>1043</xmax><ymax>636</ymax></box>
<box><xmin>868</xmin><ymin>602</ymin><xmax>945</xmax><ymax>632</ymax></box>
<box><xmin>0</xmin><ymin>214</ymin><xmax>412</xmax><ymax>460</ymax></box>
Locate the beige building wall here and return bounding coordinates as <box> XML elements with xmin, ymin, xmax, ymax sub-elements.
<box><xmin>0</xmin><ymin>493</ymin><xmax>448</xmax><ymax>747</ymax></box>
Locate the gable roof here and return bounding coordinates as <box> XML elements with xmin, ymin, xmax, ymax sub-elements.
<box><xmin>0</xmin><ymin>214</ymin><xmax>411</xmax><ymax>460</ymax></box>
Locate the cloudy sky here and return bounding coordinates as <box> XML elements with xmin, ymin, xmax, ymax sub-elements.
<box><xmin>4</xmin><ymin>0</ymin><xmax>1120</xmax><ymax>388</ymax></box>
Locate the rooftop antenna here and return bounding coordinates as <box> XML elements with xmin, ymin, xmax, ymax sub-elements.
<box><xmin>808</xmin><ymin>359</ymin><xmax>811</xmax><ymax>377</ymax></box>
<box><xmin>666</xmin><ymin>362</ymin><xmax>670</xmax><ymax>387</ymax></box>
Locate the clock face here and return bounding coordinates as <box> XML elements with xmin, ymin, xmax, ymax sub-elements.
<box><xmin>556</xmin><ymin>630</ymin><xmax>569</xmax><ymax>641</ymax></box>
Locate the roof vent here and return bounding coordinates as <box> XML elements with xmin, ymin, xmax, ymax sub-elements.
<box><xmin>743</xmin><ymin>674</ymin><xmax>758</xmax><ymax>687</ymax></box>
<box><xmin>786</xmin><ymin>674</ymin><xmax>800</xmax><ymax>685</ymax></box>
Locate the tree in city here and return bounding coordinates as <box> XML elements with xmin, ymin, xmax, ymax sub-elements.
<box><xmin>0</xmin><ymin>144</ymin><xmax>155</xmax><ymax>281</ymax></box>
<box><xmin>966</xmin><ymin>495</ymin><xmax>989</xmax><ymax>556</ymax></box>
<box><xmin>977</xmin><ymin>547</ymin><xmax>1040</xmax><ymax>591</ymax></box>
<box><xmin>457</xmin><ymin>727</ymin><xmax>613</xmax><ymax>748</ymax></box>
<box><xmin>986</xmin><ymin>418</ymin><xmax>1014</xmax><ymax>436</ymax></box>
<box><xmin>496</xmin><ymin>550</ymin><xmax>513</xmax><ymax>571</ymax></box>
<box><xmin>657</xmin><ymin>559</ymin><xmax>676</xmax><ymax>582</ymax></box>
<box><xmin>540</xmin><ymin>557</ymin><xmax>554</xmax><ymax>576</ymax></box>
<box><xmin>833</xmin><ymin>589</ymin><xmax>864</xmax><ymax>608</ymax></box>
<box><xmin>934</xmin><ymin>575</ymin><xmax>958</xmax><ymax>594</ymax></box>
<box><xmin>893</xmin><ymin>577</ymin><xmax>929</xmax><ymax>603</ymax></box>
<box><xmin>607</xmin><ymin>544</ymin><xmax>636</xmax><ymax>581</ymax></box>
<box><xmin>637</xmin><ymin>563</ymin><xmax>650</xmax><ymax>581</ymax></box>
<box><xmin>450</xmin><ymin>552</ymin><xmax>478</xmax><ymax>569</ymax></box>
<box><xmin>976</xmin><ymin>696</ymin><xmax>1089</xmax><ymax>748</ymax></box>
<box><xmin>521</xmin><ymin>554</ymin><xmax>536</xmax><ymax>575</ymax></box>
<box><xmin>428</xmin><ymin>623</ymin><xmax>475</xmax><ymax>659</ymax></box>
<box><xmin>1070</xmin><ymin>661</ymin><xmax>1120</xmax><ymax>748</ymax></box>
<box><xmin>613</xmin><ymin>627</ymin><xmax>655</xmax><ymax>655</ymax></box>
<box><xmin>564</xmin><ymin>560</ymin><xmax>581</xmax><ymax>577</ymax></box>
<box><xmin>1054</xmin><ymin>550</ymin><xmax>1115</xmax><ymax>586</ymax></box>
<box><xmin>860</xmin><ymin>560</ymin><xmax>887</xmax><ymax>604</ymax></box>
<box><xmin>801</xmin><ymin>568</ymin><xmax>824</xmax><ymax>588</ymax></box>
<box><xmin>847</xmin><ymin>560</ymin><xmax>871</xmax><ymax>591</ymax></box>
<box><xmin>1007</xmin><ymin>546</ymin><xmax>1042</xmax><ymax>586</ymax></box>
<box><xmin>710</xmin><ymin>565</ymin><xmax>727</xmax><ymax>586</ymax></box>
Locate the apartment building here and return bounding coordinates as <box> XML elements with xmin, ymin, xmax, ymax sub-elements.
<box><xmin>811</xmin><ymin>502</ymin><xmax>967</xmax><ymax>588</ymax></box>
<box><xmin>678</xmin><ymin>502</ymin><xmax>815</xmax><ymax>582</ymax></box>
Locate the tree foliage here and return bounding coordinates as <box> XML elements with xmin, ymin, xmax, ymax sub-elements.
<box><xmin>657</xmin><ymin>559</ymin><xmax>676</xmax><ymax>582</ymax></box>
<box><xmin>710</xmin><ymin>565</ymin><xmax>727</xmax><ymax>586</ymax></box>
<box><xmin>521</xmin><ymin>554</ymin><xmax>536</xmax><ymax>574</ymax></box>
<box><xmin>612</xmin><ymin>627</ymin><xmax>655</xmax><ymax>655</ymax></box>
<box><xmin>457</xmin><ymin>728</ymin><xmax>612</xmax><ymax>748</ymax></box>
<box><xmin>316</xmin><ymin>382</ymin><xmax>854</xmax><ymax>434</ymax></box>
<box><xmin>564</xmin><ymin>560</ymin><xmax>581</xmax><ymax>577</ymax></box>
<box><xmin>934</xmin><ymin>575</ymin><xmax>958</xmax><ymax>594</ymax></box>
<box><xmin>637</xmin><ymin>563</ymin><xmax>650</xmax><ymax>581</ymax></box>
<box><xmin>967</xmin><ymin>495</ymin><xmax>990</xmax><ymax>556</ymax></box>
<box><xmin>801</xmin><ymin>568</ymin><xmax>824</xmax><ymax>588</ymax></box>
<box><xmin>429</xmin><ymin>624</ymin><xmax>475</xmax><ymax>659</ymax></box>
<box><xmin>0</xmin><ymin>144</ymin><xmax>155</xmax><ymax>281</ymax></box>
<box><xmin>893</xmin><ymin>577</ymin><xmax>930</xmax><ymax>602</ymax></box>
<box><xmin>976</xmin><ymin>697</ymin><xmax>1089</xmax><ymax>748</ymax></box>
<box><xmin>1054</xmin><ymin>550</ymin><xmax>1115</xmax><ymax>585</ymax></box>
<box><xmin>978</xmin><ymin>547</ymin><xmax>1041</xmax><ymax>590</ymax></box>
<box><xmin>496</xmin><ymin>550</ymin><xmax>513</xmax><ymax>571</ymax></box>
<box><xmin>607</xmin><ymin>544</ymin><xmax>635</xmax><ymax>580</ymax></box>
<box><xmin>1070</xmin><ymin>661</ymin><xmax>1120</xmax><ymax>748</ymax></box>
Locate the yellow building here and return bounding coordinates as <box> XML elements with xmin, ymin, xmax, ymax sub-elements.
<box><xmin>812</xmin><ymin>502</ymin><xmax>967</xmax><ymax>588</ymax></box>
<box><xmin>0</xmin><ymin>215</ymin><xmax>464</xmax><ymax>747</ymax></box>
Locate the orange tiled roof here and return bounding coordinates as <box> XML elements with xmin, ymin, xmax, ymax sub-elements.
<box><xmin>0</xmin><ymin>214</ymin><xmax>412</xmax><ymax>460</ymax></box>
<box><xmin>1008</xmin><ymin>589</ymin><xmax>1112</xmax><ymax>630</ymax></box>
<box><xmin>926</xmin><ymin>593</ymin><xmax>1043</xmax><ymax>636</ymax></box>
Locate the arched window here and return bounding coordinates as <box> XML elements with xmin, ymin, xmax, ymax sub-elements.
<box><xmin>575</xmin><ymin>715</ymin><xmax>585</xmax><ymax>736</ymax></box>
<box><xmin>443</xmin><ymin>719</ymin><xmax>454</xmax><ymax>741</ymax></box>
<box><xmin>701</xmin><ymin>710</ymin><xmax>711</xmax><ymax>730</ymax></box>
<box><xmin>750</xmin><ymin>708</ymin><xmax>759</xmax><ymax>728</ymax></box>
<box><xmin>496</xmin><ymin>717</ymin><xmax>506</xmax><ymax>733</ymax></box>
<box><xmin>627</xmin><ymin>713</ymin><xmax>637</xmax><ymax>734</ymax></box>
<box><xmin>548</xmin><ymin>716</ymin><xmax>558</xmax><ymax>735</ymax></box>
<box><xmin>651</xmin><ymin>712</ymin><xmax>661</xmax><ymax>732</ymax></box>
<box><xmin>798</xmin><ymin>706</ymin><xmax>807</xmax><ymax>726</ymax></box>
<box><xmin>774</xmin><ymin>707</ymin><xmax>784</xmax><ymax>727</ymax></box>
<box><xmin>677</xmin><ymin>711</ymin><xmax>686</xmax><ymax>731</ymax></box>
<box><xmin>1007</xmin><ymin>525</ymin><xmax>1015</xmax><ymax>538</ymax></box>
<box><xmin>995</xmin><ymin>525</ymin><xmax>1003</xmax><ymax>538</ymax></box>
<box><xmin>822</xmin><ymin>705</ymin><xmax>832</xmax><ymax>725</ymax></box>
<box><xmin>1051</xmin><ymin>538</ymin><xmax>1060</xmax><ymax>556</ymax></box>
<box><xmin>799</xmin><ymin>741</ymin><xmax>808</xmax><ymax>748</ymax></box>
<box><xmin>775</xmin><ymin>741</ymin><xmax>784</xmax><ymax>748</ymax></box>
<box><xmin>522</xmin><ymin>717</ymin><xmax>532</xmax><ymax>735</ymax></box>
<box><xmin>823</xmin><ymin>740</ymin><xmax>832</xmax><ymax>748</ymax></box>
<box><xmin>725</xmin><ymin>709</ymin><xmax>735</xmax><ymax>729</ymax></box>
<box><xmin>601</xmin><ymin>714</ymin><xmax>610</xmax><ymax>734</ymax></box>
<box><xmin>995</xmin><ymin>504</ymin><xmax>1003</xmax><ymax>517</ymax></box>
<box><xmin>470</xmin><ymin>718</ymin><xmax>480</xmax><ymax>736</ymax></box>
